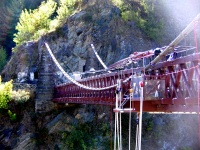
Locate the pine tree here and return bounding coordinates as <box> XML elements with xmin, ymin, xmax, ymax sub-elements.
<box><xmin>14</xmin><ymin>0</ymin><xmax>57</xmax><ymax>46</ymax></box>
<box><xmin>49</xmin><ymin>0</ymin><xmax>81</xmax><ymax>30</ymax></box>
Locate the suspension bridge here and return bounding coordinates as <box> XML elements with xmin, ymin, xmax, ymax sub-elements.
<box><xmin>41</xmin><ymin>14</ymin><xmax>200</xmax><ymax>150</ymax></box>
<box><xmin>43</xmin><ymin>13</ymin><xmax>200</xmax><ymax>114</ymax></box>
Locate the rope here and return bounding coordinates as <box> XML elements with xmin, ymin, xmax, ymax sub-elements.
<box><xmin>117</xmin><ymin>111</ymin><xmax>120</xmax><ymax>150</ymax></box>
<box><xmin>138</xmin><ymin>84</ymin><xmax>144</xmax><ymax>150</ymax></box>
<box><xmin>114</xmin><ymin>111</ymin><xmax>117</xmax><ymax>150</ymax></box>
<box><xmin>119</xmin><ymin>109</ymin><xmax>122</xmax><ymax>150</ymax></box>
<box><xmin>128</xmin><ymin>91</ymin><xmax>132</xmax><ymax>150</ymax></box>
<box><xmin>135</xmin><ymin>114</ymin><xmax>139</xmax><ymax>150</ymax></box>
<box><xmin>114</xmin><ymin>80</ymin><xmax>120</xmax><ymax>150</ymax></box>
<box><xmin>110</xmin><ymin>105</ymin><xmax>113</xmax><ymax>150</ymax></box>
<box><xmin>128</xmin><ymin>64</ymin><xmax>134</xmax><ymax>150</ymax></box>
<box><xmin>118</xmin><ymin>79</ymin><xmax>123</xmax><ymax>150</ymax></box>
<box><xmin>91</xmin><ymin>44</ymin><xmax>111</xmax><ymax>73</ymax></box>
<box><xmin>134</xmin><ymin>80</ymin><xmax>144</xmax><ymax>150</ymax></box>
<box><xmin>198</xmin><ymin>65</ymin><xmax>200</xmax><ymax>144</ymax></box>
<box><xmin>45</xmin><ymin>42</ymin><xmax>117</xmax><ymax>91</ymax></box>
<box><xmin>113</xmin><ymin>79</ymin><xmax>123</xmax><ymax>150</ymax></box>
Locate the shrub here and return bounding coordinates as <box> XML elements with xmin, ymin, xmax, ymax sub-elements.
<box><xmin>56</xmin><ymin>0</ymin><xmax>77</xmax><ymax>22</ymax></box>
<box><xmin>113</xmin><ymin>0</ymin><xmax>164</xmax><ymax>42</ymax></box>
<box><xmin>62</xmin><ymin>123</ymin><xmax>95</xmax><ymax>150</ymax></box>
<box><xmin>14</xmin><ymin>0</ymin><xmax>83</xmax><ymax>45</ymax></box>
<box><xmin>7</xmin><ymin>109</ymin><xmax>17</xmax><ymax>121</ymax></box>
<box><xmin>14</xmin><ymin>0</ymin><xmax>57</xmax><ymax>45</ymax></box>
<box><xmin>50</xmin><ymin>0</ymin><xmax>82</xmax><ymax>31</ymax></box>
<box><xmin>11</xmin><ymin>89</ymin><xmax>30</xmax><ymax>104</ymax></box>
<box><xmin>0</xmin><ymin>77</ymin><xmax>13</xmax><ymax>109</ymax></box>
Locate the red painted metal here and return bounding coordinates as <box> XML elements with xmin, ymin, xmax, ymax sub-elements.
<box><xmin>53</xmin><ymin>52</ymin><xmax>200</xmax><ymax>113</ymax></box>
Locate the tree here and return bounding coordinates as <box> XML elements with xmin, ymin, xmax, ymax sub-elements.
<box><xmin>57</xmin><ymin>0</ymin><xmax>77</xmax><ymax>21</ymax></box>
<box><xmin>50</xmin><ymin>0</ymin><xmax>82</xmax><ymax>30</ymax></box>
<box><xmin>0</xmin><ymin>77</ymin><xmax>13</xmax><ymax>109</ymax></box>
<box><xmin>14</xmin><ymin>0</ymin><xmax>57</xmax><ymax>45</ymax></box>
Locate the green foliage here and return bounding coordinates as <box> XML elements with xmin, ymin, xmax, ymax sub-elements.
<box><xmin>62</xmin><ymin>123</ymin><xmax>95</xmax><ymax>150</ymax></box>
<box><xmin>50</xmin><ymin>0</ymin><xmax>82</xmax><ymax>30</ymax></box>
<box><xmin>142</xmin><ymin>113</ymin><xmax>154</xmax><ymax>132</ymax></box>
<box><xmin>0</xmin><ymin>47</ymin><xmax>7</xmax><ymax>72</ymax></box>
<box><xmin>7</xmin><ymin>109</ymin><xmax>17</xmax><ymax>121</ymax></box>
<box><xmin>180</xmin><ymin>147</ymin><xmax>192</xmax><ymax>150</ymax></box>
<box><xmin>102</xmin><ymin>123</ymin><xmax>109</xmax><ymax>136</ymax></box>
<box><xmin>0</xmin><ymin>77</ymin><xmax>13</xmax><ymax>109</ymax></box>
<box><xmin>113</xmin><ymin>0</ymin><xmax>164</xmax><ymax>42</ymax></box>
<box><xmin>14</xmin><ymin>0</ymin><xmax>57</xmax><ymax>45</ymax></box>
<box><xmin>11</xmin><ymin>89</ymin><xmax>30</xmax><ymax>103</ymax></box>
<box><xmin>56</xmin><ymin>0</ymin><xmax>77</xmax><ymax>21</ymax></box>
<box><xmin>14</xmin><ymin>0</ymin><xmax>83</xmax><ymax>45</ymax></box>
<box><xmin>111</xmin><ymin>0</ymin><xmax>123</xmax><ymax>8</ymax></box>
<box><xmin>146</xmin><ymin>120</ymin><xmax>153</xmax><ymax>131</ymax></box>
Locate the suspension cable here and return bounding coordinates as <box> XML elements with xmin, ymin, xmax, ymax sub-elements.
<box><xmin>44</xmin><ymin>42</ymin><xmax>117</xmax><ymax>91</ymax></box>
<box><xmin>128</xmin><ymin>89</ymin><xmax>132</xmax><ymax>150</ymax></box>
<box><xmin>135</xmin><ymin>114</ymin><xmax>139</xmax><ymax>150</ymax></box>
<box><xmin>134</xmin><ymin>79</ymin><xmax>144</xmax><ymax>150</ymax></box>
<box><xmin>114</xmin><ymin>110</ymin><xmax>117</xmax><ymax>150</ymax></box>
<box><xmin>114</xmin><ymin>79</ymin><xmax>123</xmax><ymax>150</ymax></box>
<box><xmin>138</xmin><ymin>81</ymin><xmax>144</xmax><ymax>150</ymax></box>
<box><xmin>110</xmin><ymin>105</ymin><xmax>113</xmax><ymax>150</ymax></box>
<box><xmin>91</xmin><ymin>44</ymin><xmax>111</xmax><ymax>73</ymax></box>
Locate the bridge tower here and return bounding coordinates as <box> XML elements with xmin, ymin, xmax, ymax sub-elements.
<box><xmin>35</xmin><ymin>40</ymin><xmax>55</xmax><ymax>112</ymax></box>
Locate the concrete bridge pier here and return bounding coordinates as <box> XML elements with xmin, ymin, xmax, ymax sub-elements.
<box><xmin>35</xmin><ymin>41</ymin><xmax>55</xmax><ymax>112</ymax></box>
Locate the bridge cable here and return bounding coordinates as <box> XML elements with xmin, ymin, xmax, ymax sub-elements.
<box><xmin>44</xmin><ymin>42</ymin><xmax>117</xmax><ymax>91</ymax></box>
<box><xmin>91</xmin><ymin>44</ymin><xmax>111</xmax><ymax>73</ymax></box>
<box><xmin>128</xmin><ymin>64</ymin><xmax>135</xmax><ymax>150</ymax></box>
<box><xmin>135</xmin><ymin>114</ymin><xmax>139</xmax><ymax>150</ymax></box>
<box><xmin>128</xmin><ymin>90</ymin><xmax>132</xmax><ymax>150</ymax></box>
<box><xmin>134</xmin><ymin>78</ymin><xmax>144</xmax><ymax>150</ymax></box>
<box><xmin>110</xmin><ymin>105</ymin><xmax>113</xmax><ymax>150</ymax></box>
<box><xmin>119</xmin><ymin>72</ymin><xmax>123</xmax><ymax>150</ymax></box>
<box><xmin>138</xmin><ymin>81</ymin><xmax>144</xmax><ymax>150</ymax></box>
<box><xmin>114</xmin><ymin>86</ymin><xmax>119</xmax><ymax>150</ymax></box>
<box><xmin>114</xmin><ymin>79</ymin><xmax>123</xmax><ymax>150</ymax></box>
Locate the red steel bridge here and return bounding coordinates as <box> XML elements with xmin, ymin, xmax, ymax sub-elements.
<box><xmin>47</xmin><ymin>13</ymin><xmax>200</xmax><ymax>113</ymax></box>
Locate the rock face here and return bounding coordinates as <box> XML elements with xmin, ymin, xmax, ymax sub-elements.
<box><xmin>13</xmin><ymin>133</ymin><xmax>36</xmax><ymax>150</ymax></box>
<box><xmin>1</xmin><ymin>41</ymin><xmax>39</xmax><ymax>83</ymax></box>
